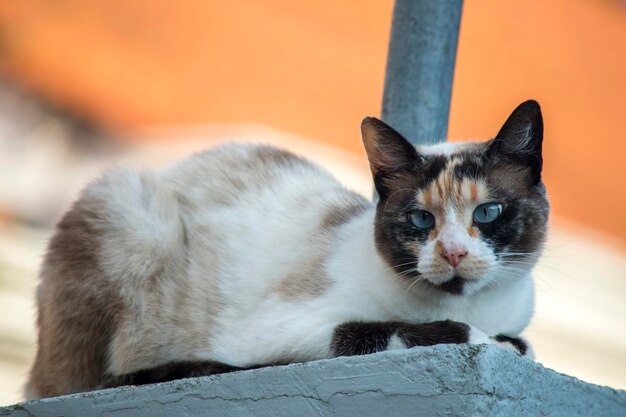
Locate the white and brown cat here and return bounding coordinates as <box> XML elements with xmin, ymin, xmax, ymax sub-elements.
<box><xmin>26</xmin><ymin>100</ymin><xmax>548</xmax><ymax>399</ymax></box>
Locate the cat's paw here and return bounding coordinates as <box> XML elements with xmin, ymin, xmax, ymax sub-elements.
<box><xmin>467</xmin><ymin>325</ymin><xmax>495</xmax><ymax>346</ymax></box>
<box><xmin>467</xmin><ymin>327</ymin><xmax>534</xmax><ymax>359</ymax></box>
<box><xmin>493</xmin><ymin>335</ymin><xmax>534</xmax><ymax>359</ymax></box>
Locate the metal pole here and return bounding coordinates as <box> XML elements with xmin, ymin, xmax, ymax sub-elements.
<box><xmin>381</xmin><ymin>0</ymin><xmax>463</xmax><ymax>146</ymax></box>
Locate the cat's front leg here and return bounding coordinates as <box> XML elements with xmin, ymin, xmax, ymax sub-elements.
<box><xmin>330</xmin><ymin>320</ymin><xmax>529</xmax><ymax>357</ymax></box>
<box><xmin>331</xmin><ymin>320</ymin><xmax>471</xmax><ymax>356</ymax></box>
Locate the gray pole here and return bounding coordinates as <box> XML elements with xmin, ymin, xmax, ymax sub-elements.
<box><xmin>381</xmin><ymin>0</ymin><xmax>463</xmax><ymax>145</ymax></box>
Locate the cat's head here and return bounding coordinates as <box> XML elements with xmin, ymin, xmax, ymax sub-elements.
<box><xmin>362</xmin><ymin>100</ymin><xmax>549</xmax><ymax>295</ymax></box>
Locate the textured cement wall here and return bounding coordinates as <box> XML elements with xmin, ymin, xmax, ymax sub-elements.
<box><xmin>3</xmin><ymin>345</ymin><xmax>626</xmax><ymax>417</ymax></box>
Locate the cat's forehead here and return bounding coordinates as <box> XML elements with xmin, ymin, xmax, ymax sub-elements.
<box><xmin>417</xmin><ymin>161</ymin><xmax>489</xmax><ymax>211</ymax></box>
<box><xmin>417</xmin><ymin>171</ymin><xmax>487</xmax><ymax>209</ymax></box>
<box><xmin>414</xmin><ymin>142</ymin><xmax>489</xmax><ymax>210</ymax></box>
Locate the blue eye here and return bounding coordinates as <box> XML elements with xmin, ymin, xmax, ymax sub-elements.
<box><xmin>407</xmin><ymin>210</ymin><xmax>435</xmax><ymax>229</ymax></box>
<box><xmin>473</xmin><ymin>203</ymin><xmax>503</xmax><ymax>224</ymax></box>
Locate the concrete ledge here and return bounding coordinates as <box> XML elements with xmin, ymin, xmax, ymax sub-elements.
<box><xmin>3</xmin><ymin>345</ymin><xmax>626</xmax><ymax>417</ymax></box>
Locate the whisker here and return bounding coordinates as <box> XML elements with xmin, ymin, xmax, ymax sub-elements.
<box><xmin>381</xmin><ymin>188</ymin><xmax>417</xmax><ymax>216</ymax></box>
<box><xmin>403</xmin><ymin>273</ymin><xmax>427</xmax><ymax>294</ymax></box>
<box><xmin>394</xmin><ymin>269</ymin><xmax>421</xmax><ymax>280</ymax></box>
<box><xmin>380</xmin><ymin>260</ymin><xmax>418</xmax><ymax>275</ymax></box>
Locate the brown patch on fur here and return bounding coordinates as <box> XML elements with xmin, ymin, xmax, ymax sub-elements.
<box><xmin>182</xmin><ymin>144</ymin><xmax>317</xmax><ymax>208</ymax></box>
<box><xmin>435</xmin><ymin>176</ymin><xmax>445</xmax><ymax>202</ymax></box>
<box><xmin>426</xmin><ymin>168</ymin><xmax>463</xmax><ymax>212</ymax></box>
<box><xmin>484</xmin><ymin>162</ymin><xmax>550</xmax><ymax>257</ymax></box>
<box><xmin>26</xmin><ymin>195</ymin><xmax>124</xmax><ymax>399</ymax></box>
<box><xmin>432</xmin><ymin>221</ymin><xmax>443</xmax><ymax>239</ymax></box>
<box><xmin>421</xmin><ymin>189</ymin><xmax>432</xmax><ymax>207</ymax></box>
<box><xmin>255</xmin><ymin>146</ymin><xmax>303</xmax><ymax>167</ymax></box>
<box><xmin>470</xmin><ymin>183</ymin><xmax>478</xmax><ymax>202</ymax></box>
<box><xmin>442</xmin><ymin>170</ymin><xmax>454</xmax><ymax>197</ymax></box>
<box><xmin>468</xmin><ymin>226</ymin><xmax>480</xmax><ymax>238</ymax></box>
<box><xmin>277</xmin><ymin>256</ymin><xmax>330</xmax><ymax>299</ymax></box>
<box><xmin>435</xmin><ymin>240</ymin><xmax>444</xmax><ymax>256</ymax></box>
<box><xmin>321</xmin><ymin>197</ymin><xmax>370</xmax><ymax>230</ymax></box>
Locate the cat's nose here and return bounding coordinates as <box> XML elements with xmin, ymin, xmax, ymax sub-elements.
<box><xmin>441</xmin><ymin>248</ymin><xmax>468</xmax><ymax>268</ymax></box>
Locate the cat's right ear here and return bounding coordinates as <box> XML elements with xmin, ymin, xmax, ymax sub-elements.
<box><xmin>486</xmin><ymin>100</ymin><xmax>544</xmax><ymax>184</ymax></box>
<box><xmin>361</xmin><ymin>117</ymin><xmax>421</xmax><ymax>177</ymax></box>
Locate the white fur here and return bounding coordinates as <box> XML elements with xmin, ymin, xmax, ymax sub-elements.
<box><xmin>417</xmin><ymin>141</ymin><xmax>480</xmax><ymax>156</ymax></box>
<box><xmin>386</xmin><ymin>334</ymin><xmax>408</xmax><ymax>351</ymax></box>
<box><xmin>86</xmin><ymin>143</ymin><xmax>536</xmax><ymax>373</ymax></box>
<box><xmin>417</xmin><ymin>142</ymin><xmax>463</xmax><ymax>156</ymax></box>
<box><xmin>494</xmin><ymin>336</ymin><xmax>535</xmax><ymax>359</ymax></box>
<box><xmin>467</xmin><ymin>325</ymin><xmax>494</xmax><ymax>345</ymax></box>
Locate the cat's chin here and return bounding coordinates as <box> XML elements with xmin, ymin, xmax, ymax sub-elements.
<box><xmin>428</xmin><ymin>274</ymin><xmax>491</xmax><ymax>296</ymax></box>
<box><xmin>437</xmin><ymin>275</ymin><xmax>466</xmax><ymax>295</ymax></box>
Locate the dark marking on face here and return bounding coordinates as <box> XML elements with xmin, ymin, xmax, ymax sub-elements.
<box><xmin>452</xmin><ymin>155</ymin><xmax>484</xmax><ymax>182</ymax></box>
<box><xmin>419</xmin><ymin>155</ymin><xmax>449</xmax><ymax>188</ymax></box>
<box><xmin>374</xmin><ymin>197</ymin><xmax>423</xmax><ymax>279</ymax></box>
<box><xmin>374</xmin><ymin>224</ymin><xmax>417</xmax><ymax>277</ymax></box>
<box><xmin>480</xmin><ymin>167</ymin><xmax>549</xmax><ymax>258</ymax></box>
<box><xmin>373</xmin><ymin>155</ymin><xmax>453</xmax><ymax>279</ymax></box>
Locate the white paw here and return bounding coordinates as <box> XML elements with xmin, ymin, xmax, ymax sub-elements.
<box><xmin>468</xmin><ymin>327</ymin><xmax>534</xmax><ymax>359</ymax></box>
<box><xmin>494</xmin><ymin>337</ymin><xmax>535</xmax><ymax>359</ymax></box>
<box><xmin>467</xmin><ymin>326</ymin><xmax>495</xmax><ymax>346</ymax></box>
<box><xmin>386</xmin><ymin>334</ymin><xmax>408</xmax><ymax>351</ymax></box>
<box><xmin>494</xmin><ymin>339</ymin><xmax>520</xmax><ymax>354</ymax></box>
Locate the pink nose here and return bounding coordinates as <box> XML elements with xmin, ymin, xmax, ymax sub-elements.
<box><xmin>441</xmin><ymin>248</ymin><xmax>468</xmax><ymax>268</ymax></box>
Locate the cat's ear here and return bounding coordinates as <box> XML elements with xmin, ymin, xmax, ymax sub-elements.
<box><xmin>486</xmin><ymin>100</ymin><xmax>544</xmax><ymax>183</ymax></box>
<box><xmin>361</xmin><ymin>117</ymin><xmax>421</xmax><ymax>176</ymax></box>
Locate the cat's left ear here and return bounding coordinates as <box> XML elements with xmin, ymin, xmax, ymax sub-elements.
<box><xmin>486</xmin><ymin>100</ymin><xmax>544</xmax><ymax>183</ymax></box>
<box><xmin>361</xmin><ymin>117</ymin><xmax>421</xmax><ymax>176</ymax></box>
<box><xmin>361</xmin><ymin>117</ymin><xmax>422</xmax><ymax>199</ymax></box>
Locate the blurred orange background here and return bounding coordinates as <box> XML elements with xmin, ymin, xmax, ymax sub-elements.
<box><xmin>1</xmin><ymin>1</ymin><xmax>626</xmax><ymax>405</ymax></box>
<box><xmin>0</xmin><ymin>0</ymin><xmax>625</xmax><ymax>240</ymax></box>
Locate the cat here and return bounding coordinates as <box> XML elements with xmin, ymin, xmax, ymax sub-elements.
<box><xmin>26</xmin><ymin>100</ymin><xmax>549</xmax><ymax>399</ymax></box>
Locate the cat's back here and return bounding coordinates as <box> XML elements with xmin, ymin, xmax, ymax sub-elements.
<box><xmin>159</xmin><ymin>143</ymin><xmax>371</xmax><ymax>259</ymax></box>
<box><xmin>160</xmin><ymin>143</ymin><xmax>342</xmax><ymax>209</ymax></box>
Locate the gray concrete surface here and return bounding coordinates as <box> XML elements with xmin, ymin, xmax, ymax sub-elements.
<box><xmin>2</xmin><ymin>344</ymin><xmax>625</xmax><ymax>417</ymax></box>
